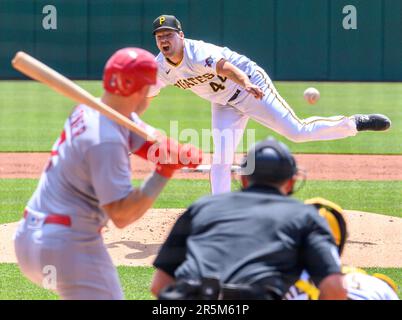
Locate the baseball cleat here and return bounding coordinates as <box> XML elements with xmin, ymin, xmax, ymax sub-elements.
<box><xmin>352</xmin><ymin>114</ymin><xmax>391</xmax><ymax>131</ymax></box>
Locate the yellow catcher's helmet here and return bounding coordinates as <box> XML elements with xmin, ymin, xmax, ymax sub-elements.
<box><xmin>305</xmin><ymin>197</ymin><xmax>347</xmax><ymax>255</ymax></box>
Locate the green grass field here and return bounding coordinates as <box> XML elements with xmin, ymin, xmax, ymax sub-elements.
<box><xmin>0</xmin><ymin>264</ymin><xmax>154</xmax><ymax>300</ymax></box>
<box><xmin>0</xmin><ymin>81</ymin><xmax>401</xmax><ymax>153</ymax></box>
<box><xmin>0</xmin><ymin>80</ymin><xmax>400</xmax><ymax>300</ymax></box>
<box><xmin>0</xmin><ymin>264</ymin><xmax>400</xmax><ymax>300</ymax></box>
<box><xmin>1</xmin><ymin>179</ymin><xmax>401</xmax><ymax>224</ymax></box>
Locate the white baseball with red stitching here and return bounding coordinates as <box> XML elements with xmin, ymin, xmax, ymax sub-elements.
<box><xmin>304</xmin><ymin>87</ymin><xmax>320</xmax><ymax>104</ymax></box>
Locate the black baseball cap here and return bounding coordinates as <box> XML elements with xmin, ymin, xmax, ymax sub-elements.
<box><xmin>152</xmin><ymin>15</ymin><xmax>182</xmax><ymax>35</ymax></box>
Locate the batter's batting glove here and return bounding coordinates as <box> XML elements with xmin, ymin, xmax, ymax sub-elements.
<box><xmin>134</xmin><ymin>137</ymin><xmax>203</xmax><ymax>178</ymax></box>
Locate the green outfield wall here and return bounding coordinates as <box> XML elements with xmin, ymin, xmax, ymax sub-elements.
<box><xmin>1</xmin><ymin>0</ymin><xmax>401</xmax><ymax>81</ymax></box>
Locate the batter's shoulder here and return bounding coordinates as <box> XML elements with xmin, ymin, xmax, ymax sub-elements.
<box><xmin>98</xmin><ymin>114</ymin><xmax>127</xmax><ymax>144</ymax></box>
<box><xmin>74</xmin><ymin>104</ymin><xmax>128</xmax><ymax>150</ymax></box>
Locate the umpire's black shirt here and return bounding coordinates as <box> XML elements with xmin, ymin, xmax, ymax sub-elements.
<box><xmin>154</xmin><ymin>185</ymin><xmax>341</xmax><ymax>295</ymax></box>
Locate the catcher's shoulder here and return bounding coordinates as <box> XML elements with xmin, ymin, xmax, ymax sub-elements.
<box><xmin>188</xmin><ymin>190</ymin><xmax>240</xmax><ymax>209</ymax></box>
<box><xmin>190</xmin><ymin>189</ymin><xmax>308</xmax><ymax>207</ymax></box>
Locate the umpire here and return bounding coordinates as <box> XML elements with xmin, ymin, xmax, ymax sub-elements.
<box><xmin>151</xmin><ymin>137</ymin><xmax>347</xmax><ymax>300</ymax></box>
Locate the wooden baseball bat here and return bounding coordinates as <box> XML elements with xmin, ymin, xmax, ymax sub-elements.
<box><xmin>11</xmin><ymin>51</ymin><xmax>156</xmax><ymax>142</ymax></box>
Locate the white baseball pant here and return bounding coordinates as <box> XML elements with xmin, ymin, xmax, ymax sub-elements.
<box><xmin>210</xmin><ymin>68</ymin><xmax>357</xmax><ymax>194</ymax></box>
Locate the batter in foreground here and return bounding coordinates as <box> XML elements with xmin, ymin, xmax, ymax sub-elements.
<box><xmin>14</xmin><ymin>47</ymin><xmax>202</xmax><ymax>299</ymax></box>
<box><xmin>148</xmin><ymin>14</ymin><xmax>392</xmax><ymax>194</ymax></box>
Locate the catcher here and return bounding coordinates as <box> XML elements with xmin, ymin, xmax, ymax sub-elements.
<box><xmin>284</xmin><ymin>198</ymin><xmax>399</xmax><ymax>300</ymax></box>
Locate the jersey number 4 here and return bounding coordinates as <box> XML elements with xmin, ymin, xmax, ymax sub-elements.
<box><xmin>209</xmin><ymin>75</ymin><xmax>227</xmax><ymax>92</ymax></box>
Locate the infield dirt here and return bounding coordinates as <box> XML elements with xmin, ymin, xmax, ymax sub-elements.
<box><xmin>0</xmin><ymin>153</ymin><xmax>401</xmax><ymax>267</ymax></box>
<box><xmin>1</xmin><ymin>153</ymin><xmax>402</xmax><ymax>180</ymax></box>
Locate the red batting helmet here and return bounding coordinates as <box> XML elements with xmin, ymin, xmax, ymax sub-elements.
<box><xmin>103</xmin><ymin>48</ymin><xmax>157</xmax><ymax>97</ymax></box>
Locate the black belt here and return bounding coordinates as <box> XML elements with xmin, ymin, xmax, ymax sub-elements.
<box><xmin>220</xmin><ymin>283</ymin><xmax>281</xmax><ymax>300</ymax></box>
<box><xmin>228</xmin><ymin>89</ymin><xmax>241</xmax><ymax>103</ymax></box>
<box><xmin>158</xmin><ymin>278</ymin><xmax>282</xmax><ymax>300</ymax></box>
<box><xmin>159</xmin><ymin>278</ymin><xmax>220</xmax><ymax>300</ymax></box>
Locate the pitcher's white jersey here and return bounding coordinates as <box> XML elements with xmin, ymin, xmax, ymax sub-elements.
<box><xmin>149</xmin><ymin>37</ymin><xmax>358</xmax><ymax>195</ymax></box>
<box><xmin>148</xmin><ymin>38</ymin><xmax>258</xmax><ymax>105</ymax></box>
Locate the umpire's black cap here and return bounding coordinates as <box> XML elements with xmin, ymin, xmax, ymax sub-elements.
<box><xmin>152</xmin><ymin>15</ymin><xmax>182</xmax><ymax>35</ymax></box>
<box><xmin>240</xmin><ymin>137</ymin><xmax>298</xmax><ymax>184</ymax></box>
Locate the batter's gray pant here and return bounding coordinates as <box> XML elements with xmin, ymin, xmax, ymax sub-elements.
<box><xmin>14</xmin><ymin>219</ymin><xmax>123</xmax><ymax>300</ymax></box>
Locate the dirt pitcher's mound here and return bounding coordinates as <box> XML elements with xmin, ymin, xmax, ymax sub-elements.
<box><xmin>103</xmin><ymin>209</ymin><xmax>183</xmax><ymax>266</ymax></box>
<box><xmin>1</xmin><ymin>209</ymin><xmax>401</xmax><ymax>268</ymax></box>
<box><xmin>342</xmin><ymin>210</ymin><xmax>402</xmax><ymax>267</ymax></box>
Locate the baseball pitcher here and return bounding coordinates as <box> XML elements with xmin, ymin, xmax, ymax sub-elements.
<box><xmin>148</xmin><ymin>15</ymin><xmax>391</xmax><ymax>194</ymax></box>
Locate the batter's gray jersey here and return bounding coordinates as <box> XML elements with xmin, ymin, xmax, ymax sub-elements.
<box><xmin>148</xmin><ymin>38</ymin><xmax>259</xmax><ymax>104</ymax></box>
<box><xmin>27</xmin><ymin>104</ymin><xmax>150</xmax><ymax>232</ymax></box>
<box><xmin>15</xmin><ymin>104</ymin><xmax>158</xmax><ymax>299</ymax></box>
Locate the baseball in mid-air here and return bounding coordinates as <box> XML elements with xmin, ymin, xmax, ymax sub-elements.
<box><xmin>304</xmin><ymin>87</ymin><xmax>320</xmax><ymax>104</ymax></box>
